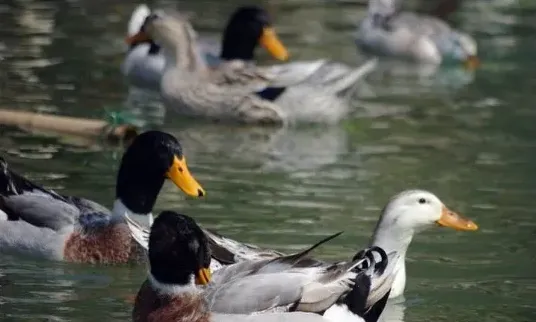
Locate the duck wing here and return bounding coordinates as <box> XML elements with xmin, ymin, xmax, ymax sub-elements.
<box><xmin>0</xmin><ymin>157</ymin><xmax>79</xmax><ymax>231</ymax></box>
<box><xmin>205</xmin><ymin>254</ymin><xmax>369</xmax><ymax>315</ymax></box>
<box><xmin>203</xmin><ymin>228</ymin><xmax>285</xmax><ymax>264</ymax></box>
<box><xmin>0</xmin><ymin>157</ymin><xmax>110</xmax><ymax>232</ymax></box>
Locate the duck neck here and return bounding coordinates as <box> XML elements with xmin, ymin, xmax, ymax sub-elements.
<box><xmin>148</xmin><ymin>273</ymin><xmax>201</xmax><ymax>297</ymax></box>
<box><xmin>162</xmin><ymin>40</ymin><xmax>207</xmax><ymax>75</ymax></box>
<box><xmin>369</xmin><ymin>223</ymin><xmax>415</xmax><ymax>297</ymax></box>
<box><xmin>112</xmin><ymin>199</ymin><xmax>153</xmax><ymax>227</ymax></box>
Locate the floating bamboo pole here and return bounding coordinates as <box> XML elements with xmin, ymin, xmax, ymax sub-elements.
<box><xmin>0</xmin><ymin>109</ymin><xmax>138</xmax><ymax>143</ymax></box>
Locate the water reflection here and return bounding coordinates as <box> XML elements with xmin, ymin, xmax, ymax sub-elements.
<box><xmin>1</xmin><ymin>0</ymin><xmax>536</xmax><ymax>321</ymax></box>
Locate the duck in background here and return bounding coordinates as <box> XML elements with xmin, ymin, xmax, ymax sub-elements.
<box><xmin>122</xmin><ymin>4</ymin><xmax>376</xmax><ymax>92</ymax></box>
<box><xmin>355</xmin><ymin>0</ymin><xmax>479</xmax><ymax>69</ymax></box>
<box><xmin>0</xmin><ymin>131</ymin><xmax>205</xmax><ymax>264</ymax></box>
<box><xmin>132</xmin><ymin>211</ymin><xmax>395</xmax><ymax>322</ymax></box>
<box><xmin>126</xmin><ymin>12</ymin><xmax>374</xmax><ymax>125</ymax></box>
<box><xmin>121</xmin><ymin>4</ymin><xmax>288</xmax><ymax>91</ymax></box>
<box><xmin>206</xmin><ymin>6</ymin><xmax>375</xmax><ymax>89</ymax></box>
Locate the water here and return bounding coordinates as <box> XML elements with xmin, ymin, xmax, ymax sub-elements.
<box><xmin>0</xmin><ymin>0</ymin><xmax>535</xmax><ymax>321</ymax></box>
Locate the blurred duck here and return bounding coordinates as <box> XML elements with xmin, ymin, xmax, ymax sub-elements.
<box><xmin>132</xmin><ymin>211</ymin><xmax>395</xmax><ymax>322</ymax></box>
<box><xmin>122</xmin><ymin>5</ymin><xmax>375</xmax><ymax>92</ymax></box>
<box><xmin>0</xmin><ymin>131</ymin><xmax>205</xmax><ymax>264</ymax></box>
<box><xmin>355</xmin><ymin>0</ymin><xmax>479</xmax><ymax>68</ymax></box>
<box><xmin>126</xmin><ymin>12</ymin><xmax>373</xmax><ymax>125</ymax></box>
<box><xmin>129</xmin><ymin>190</ymin><xmax>478</xmax><ymax>303</ymax></box>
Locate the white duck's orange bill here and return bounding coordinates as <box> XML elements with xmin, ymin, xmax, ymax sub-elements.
<box><xmin>436</xmin><ymin>205</ymin><xmax>478</xmax><ymax>231</ymax></box>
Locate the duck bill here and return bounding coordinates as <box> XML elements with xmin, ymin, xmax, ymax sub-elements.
<box><xmin>125</xmin><ymin>31</ymin><xmax>151</xmax><ymax>45</ymax></box>
<box><xmin>436</xmin><ymin>205</ymin><xmax>478</xmax><ymax>231</ymax></box>
<box><xmin>259</xmin><ymin>27</ymin><xmax>289</xmax><ymax>61</ymax></box>
<box><xmin>463</xmin><ymin>55</ymin><xmax>480</xmax><ymax>70</ymax></box>
<box><xmin>195</xmin><ymin>268</ymin><xmax>212</xmax><ymax>285</ymax></box>
<box><xmin>166</xmin><ymin>156</ymin><xmax>205</xmax><ymax>198</ymax></box>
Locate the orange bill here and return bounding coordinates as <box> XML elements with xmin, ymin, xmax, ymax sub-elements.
<box><xmin>464</xmin><ymin>55</ymin><xmax>480</xmax><ymax>70</ymax></box>
<box><xmin>165</xmin><ymin>156</ymin><xmax>205</xmax><ymax>197</ymax></box>
<box><xmin>195</xmin><ymin>267</ymin><xmax>212</xmax><ymax>285</ymax></box>
<box><xmin>436</xmin><ymin>205</ymin><xmax>478</xmax><ymax>231</ymax></box>
<box><xmin>259</xmin><ymin>27</ymin><xmax>289</xmax><ymax>61</ymax></box>
<box><xmin>125</xmin><ymin>31</ymin><xmax>151</xmax><ymax>45</ymax></box>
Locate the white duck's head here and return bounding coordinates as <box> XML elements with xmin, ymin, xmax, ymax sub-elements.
<box><xmin>371</xmin><ymin>190</ymin><xmax>478</xmax><ymax>251</ymax></box>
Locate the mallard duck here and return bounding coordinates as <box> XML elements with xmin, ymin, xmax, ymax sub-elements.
<box><xmin>132</xmin><ymin>211</ymin><xmax>394</xmax><ymax>322</ymax></box>
<box><xmin>0</xmin><ymin>131</ymin><xmax>205</xmax><ymax>264</ymax></box>
<box><xmin>356</xmin><ymin>0</ymin><xmax>479</xmax><ymax>68</ymax></box>
<box><xmin>126</xmin><ymin>12</ymin><xmax>372</xmax><ymax>125</ymax></box>
<box><xmin>128</xmin><ymin>189</ymin><xmax>477</xmax><ymax>303</ymax></box>
<box><xmin>122</xmin><ymin>5</ymin><xmax>374</xmax><ymax>91</ymax></box>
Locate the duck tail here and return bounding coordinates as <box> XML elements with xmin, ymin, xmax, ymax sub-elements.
<box><xmin>128</xmin><ymin>4</ymin><xmax>152</xmax><ymax>36</ymax></box>
<box><xmin>0</xmin><ymin>156</ymin><xmax>35</xmax><ymax>196</ymax></box>
<box><xmin>326</xmin><ymin>58</ymin><xmax>377</xmax><ymax>98</ymax></box>
<box><xmin>269</xmin><ymin>231</ymin><xmax>343</xmax><ymax>268</ymax></box>
<box><xmin>0</xmin><ymin>156</ymin><xmax>65</xmax><ymax>199</ymax></box>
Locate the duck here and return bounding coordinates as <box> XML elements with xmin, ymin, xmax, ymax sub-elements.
<box><xmin>127</xmin><ymin>189</ymin><xmax>478</xmax><ymax>304</ymax></box>
<box><xmin>132</xmin><ymin>210</ymin><xmax>396</xmax><ymax>322</ymax></box>
<box><xmin>122</xmin><ymin>4</ymin><xmax>374</xmax><ymax>92</ymax></box>
<box><xmin>205</xmin><ymin>5</ymin><xmax>376</xmax><ymax>90</ymax></box>
<box><xmin>126</xmin><ymin>12</ymin><xmax>372</xmax><ymax>125</ymax></box>
<box><xmin>0</xmin><ymin>131</ymin><xmax>205</xmax><ymax>264</ymax></box>
<box><xmin>355</xmin><ymin>0</ymin><xmax>479</xmax><ymax>69</ymax></box>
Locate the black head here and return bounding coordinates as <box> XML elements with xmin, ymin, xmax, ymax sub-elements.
<box><xmin>116</xmin><ymin>131</ymin><xmax>205</xmax><ymax>215</ymax></box>
<box><xmin>149</xmin><ymin>211</ymin><xmax>212</xmax><ymax>285</ymax></box>
<box><xmin>220</xmin><ymin>6</ymin><xmax>288</xmax><ymax>61</ymax></box>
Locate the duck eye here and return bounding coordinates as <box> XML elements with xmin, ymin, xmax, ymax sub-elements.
<box><xmin>418</xmin><ymin>198</ymin><xmax>426</xmax><ymax>204</ymax></box>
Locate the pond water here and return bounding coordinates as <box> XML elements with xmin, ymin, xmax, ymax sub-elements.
<box><xmin>0</xmin><ymin>0</ymin><xmax>535</xmax><ymax>321</ymax></box>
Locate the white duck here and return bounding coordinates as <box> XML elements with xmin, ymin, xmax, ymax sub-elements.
<box><xmin>356</xmin><ymin>0</ymin><xmax>479</xmax><ymax>68</ymax></box>
<box><xmin>202</xmin><ymin>190</ymin><xmax>477</xmax><ymax>300</ymax></box>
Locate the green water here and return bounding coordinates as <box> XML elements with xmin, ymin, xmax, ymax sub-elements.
<box><xmin>0</xmin><ymin>0</ymin><xmax>535</xmax><ymax>321</ymax></box>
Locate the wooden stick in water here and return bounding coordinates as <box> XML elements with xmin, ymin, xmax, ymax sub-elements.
<box><xmin>0</xmin><ymin>109</ymin><xmax>138</xmax><ymax>143</ymax></box>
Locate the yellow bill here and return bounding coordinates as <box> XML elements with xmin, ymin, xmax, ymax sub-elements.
<box><xmin>260</xmin><ymin>27</ymin><xmax>289</xmax><ymax>61</ymax></box>
<box><xmin>195</xmin><ymin>267</ymin><xmax>212</xmax><ymax>285</ymax></box>
<box><xmin>436</xmin><ymin>205</ymin><xmax>478</xmax><ymax>231</ymax></box>
<box><xmin>464</xmin><ymin>55</ymin><xmax>480</xmax><ymax>70</ymax></box>
<box><xmin>166</xmin><ymin>156</ymin><xmax>205</xmax><ymax>197</ymax></box>
<box><xmin>125</xmin><ymin>31</ymin><xmax>151</xmax><ymax>45</ymax></box>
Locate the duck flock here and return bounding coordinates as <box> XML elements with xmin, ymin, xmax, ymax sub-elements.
<box><xmin>0</xmin><ymin>1</ymin><xmax>481</xmax><ymax>321</ymax></box>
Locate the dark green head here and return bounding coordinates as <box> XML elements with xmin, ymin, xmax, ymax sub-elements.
<box><xmin>220</xmin><ymin>6</ymin><xmax>288</xmax><ymax>61</ymax></box>
<box><xmin>149</xmin><ymin>211</ymin><xmax>212</xmax><ymax>285</ymax></box>
<box><xmin>116</xmin><ymin>131</ymin><xmax>205</xmax><ymax>215</ymax></box>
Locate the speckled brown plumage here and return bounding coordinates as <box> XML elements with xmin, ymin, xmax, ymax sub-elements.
<box><xmin>133</xmin><ymin>280</ymin><xmax>210</xmax><ymax>322</ymax></box>
<box><xmin>63</xmin><ymin>223</ymin><xmax>145</xmax><ymax>264</ymax></box>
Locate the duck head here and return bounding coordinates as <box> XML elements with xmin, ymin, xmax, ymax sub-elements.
<box><xmin>115</xmin><ymin>131</ymin><xmax>205</xmax><ymax>217</ymax></box>
<box><xmin>125</xmin><ymin>12</ymin><xmax>206</xmax><ymax>72</ymax></box>
<box><xmin>148</xmin><ymin>211</ymin><xmax>212</xmax><ymax>288</ymax></box>
<box><xmin>371</xmin><ymin>190</ymin><xmax>478</xmax><ymax>249</ymax></box>
<box><xmin>435</xmin><ymin>31</ymin><xmax>480</xmax><ymax>70</ymax></box>
<box><xmin>220</xmin><ymin>6</ymin><xmax>288</xmax><ymax>62</ymax></box>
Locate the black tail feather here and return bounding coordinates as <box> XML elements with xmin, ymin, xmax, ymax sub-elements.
<box><xmin>0</xmin><ymin>156</ymin><xmax>69</xmax><ymax>220</ymax></box>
